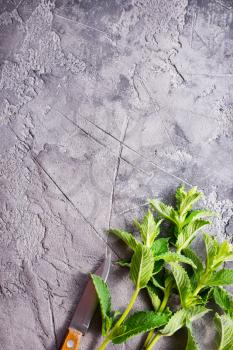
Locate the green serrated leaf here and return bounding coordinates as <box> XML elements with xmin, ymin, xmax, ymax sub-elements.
<box><xmin>200</xmin><ymin>288</ymin><xmax>213</xmax><ymax>305</ymax></box>
<box><xmin>147</xmin><ymin>283</ymin><xmax>161</xmax><ymax>311</ymax></box>
<box><xmin>109</xmin><ymin>229</ymin><xmax>139</xmax><ymax>251</ymax></box>
<box><xmin>215</xmin><ymin>313</ymin><xmax>233</xmax><ymax>350</ymax></box>
<box><xmin>212</xmin><ymin>240</ymin><xmax>233</xmax><ymax>269</ymax></box>
<box><xmin>130</xmin><ymin>244</ymin><xmax>154</xmax><ymax>289</ymax></box>
<box><xmin>207</xmin><ymin>269</ymin><xmax>233</xmax><ymax>287</ymax></box>
<box><xmin>151</xmin><ymin>276</ymin><xmax>165</xmax><ymax>291</ymax></box>
<box><xmin>203</xmin><ymin>233</ymin><xmax>218</xmax><ymax>269</ymax></box>
<box><xmin>183</xmin><ymin>248</ymin><xmax>204</xmax><ymax>289</ymax></box>
<box><xmin>185</xmin><ymin>324</ymin><xmax>199</xmax><ymax>350</ymax></box>
<box><xmin>204</xmin><ymin>234</ymin><xmax>233</xmax><ymax>270</ymax></box>
<box><xmin>186</xmin><ymin>305</ymin><xmax>210</xmax><ymax>322</ymax></box>
<box><xmin>91</xmin><ymin>274</ymin><xmax>112</xmax><ymax>335</ymax></box>
<box><xmin>184</xmin><ymin>210</ymin><xmax>214</xmax><ymax>226</ymax></box>
<box><xmin>155</xmin><ymin>252</ymin><xmax>197</xmax><ymax>269</ymax></box>
<box><xmin>152</xmin><ymin>238</ymin><xmax>170</xmax><ymax>256</ymax></box>
<box><xmin>135</xmin><ymin>210</ymin><xmax>162</xmax><ymax>247</ymax></box>
<box><xmin>213</xmin><ymin>287</ymin><xmax>233</xmax><ymax>318</ymax></box>
<box><xmin>176</xmin><ymin>220</ymin><xmax>210</xmax><ymax>252</ymax></box>
<box><xmin>218</xmin><ymin>241</ymin><xmax>233</xmax><ymax>261</ymax></box>
<box><xmin>151</xmin><ymin>238</ymin><xmax>170</xmax><ymax>275</ymax></box>
<box><xmin>161</xmin><ymin>305</ymin><xmax>209</xmax><ymax>337</ymax></box>
<box><xmin>103</xmin><ymin>315</ymin><xmax>113</xmax><ymax>335</ymax></box>
<box><xmin>176</xmin><ymin>186</ymin><xmax>203</xmax><ymax>217</ymax></box>
<box><xmin>153</xmin><ymin>260</ymin><xmax>164</xmax><ymax>275</ymax></box>
<box><xmin>183</xmin><ymin>248</ymin><xmax>204</xmax><ymax>272</ymax></box>
<box><xmin>176</xmin><ymin>184</ymin><xmax>187</xmax><ymax>208</ymax></box>
<box><xmin>161</xmin><ymin>309</ymin><xmax>187</xmax><ymax>336</ymax></box>
<box><xmin>170</xmin><ymin>262</ymin><xmax>193</xmax><ymax>308</ymax></box>
<box><xmin>112</xmin><ymin>311</ymin><xmax>169</xmax><ymax>344</ymax></box>
<box><xmin>115</xmin><ymin>259</ymin><xmax>131</xmax><ymax>268</ymax></box>
<box><xmin>150</xmin><ymin>199</ymin><xmax>179</xmax><ymax>225</ymax></box>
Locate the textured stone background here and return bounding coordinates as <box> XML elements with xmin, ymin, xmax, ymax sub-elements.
<box><xmin>0</xmin><ymin>0</ymin><xmax>233</xmax><ymax>349</ymax></box>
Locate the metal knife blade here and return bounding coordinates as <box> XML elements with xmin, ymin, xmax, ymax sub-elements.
<box><xmin>69</xmin><ymin>248</ymin><xmax>111</xmax><ymax>334</ymax></box>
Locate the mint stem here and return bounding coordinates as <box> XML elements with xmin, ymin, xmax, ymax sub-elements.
<box><xmin>98</xmin><ymin>337</ymin><xmax>111</xmax><ymax>350</ymax></box>
<box><xmin>97</xmin><ymin>288</ymin><xmax>140</xmax><ymax>350</ymax></box>
<box><xmin>145</xmin><ymin>333</ymin><xmax>162</xmax><ymax>350</ymax></box>
<box><xmin>143</xmin><ymin>279</ymin><xmax>173</xmax><ymax>349</ymax></box>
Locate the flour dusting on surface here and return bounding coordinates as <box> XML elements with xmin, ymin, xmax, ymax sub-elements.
<box><xmin>202</xmin><ymin>191</ymin><xmax>233</xmax><ymax>242</ymax></box>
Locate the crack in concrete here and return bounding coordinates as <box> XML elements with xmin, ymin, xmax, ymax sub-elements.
<box><xmin>15</xmin><ymin>0</ymin><xmax>25</xmax><ymax>10</ymax></box>
<box><xmin>31</xmin><ymin>156</ymin><xmax>121</xmax><ymax>259</ymax></box>
<box><xmin>108</xmin><ymin>116</ymin><xmax>129</xmax><ymax>229</ymax></box>
<box><xmin>57</xmin><ymin>110</ymin><xmax>112</xmax><ymax>151</ymax></box>
<box><xmin>32</xmin><ymin>156</ymin><xmax>107</xmax><ymax>244</ymax></box>
<box><xmin>168</xmin><ymin>56</ymin><xmax>186</xmax><ymax>83</ymax></box>
<box><xmin>132</xmin><ymin>64</ymin><xmax>141</xmax><ymax>101</ymax></box>
<box><xmin>54</xmin><ymin>108</ymin><xmax>193</xmax><ymax>186</ymax></box>
<box><xmin>41</xmin><ymin>256</ymin><xmax>69</xmax><ymax>274</ymax></box>
<box><xmin>6</xmin><ymin>124</ymin><xmax>122</xmax><ymax>259</ymax></box>
<box><xmin>54</xmin><ymin>13</ymin><xmax>114</xmax><ymax>43</ymax></box>
<box><xmin>55</xmin><ymin>109</ymin><xmax>151</xmax><ymax>176</ymax></box>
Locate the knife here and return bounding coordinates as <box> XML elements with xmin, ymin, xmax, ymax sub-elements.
<box><xmin>61</xmin><ymin>248</ymin><xmax>111</xmax><ymax>350</ymax></box>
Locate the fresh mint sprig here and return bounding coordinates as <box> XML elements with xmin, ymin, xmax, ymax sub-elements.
<box><xmin>93</xmin><ymin>210</ymin><xmax>169</xmax><ymax>349</ymax></box>
<box><xmin>90</xmin><ymin>185</ymin><xmax>233</xmax><ymax>350</ymax></box>
<box><xmin>144</xmin><ymin>233</ymin><xmax>233</xmax><ymax>350</ymax></box>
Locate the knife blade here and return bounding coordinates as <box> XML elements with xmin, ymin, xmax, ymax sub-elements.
<box><xmin>61</xmin><ymin>248</ymin><xmax>111</xmax><ymax>350</ymax></box>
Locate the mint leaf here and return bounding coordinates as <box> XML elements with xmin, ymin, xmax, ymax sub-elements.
<box><xmin>103</xmin><ymin>315</ymin><xmax>113</xmax><ymax>335</ymax></box>
<box><xmin>184</xmin><ymin>210</ymin><xmax>214</xmax><ymax>226</ymax></box>
<box><xmin>161</xmin><ymin>309</ymin><xmax>187</xmax><ymax>336</ymax></box>
<box><xmin>135</xmin><ymin>210</ymin><xmax>162</xmax><ymax>247</ymax></box>
<box><xmin>186</xmin><ymin>325</ymin><xmax>199</xmax><ymax>350</ymax></box>
<box><xmin>176</xmin><ymin>220</ymin><xmax>210</xmax><ymax>252</ymax></box>
<box><xmin>186</xmin><ymin>305</ymin><xmax>210</xmax><ymax>322</ymax></box>
<box><xmin>111</xmin><ymin>311</ymin><xmax>169</xmax><ymax>344</ymax></box>
<box><xmin>215</xmin><ymin>314</ymin><xmax>233</xmax><ymax>350</ymax></box>
<box><xmin>183</xmin><ymin>248</ymin><xmax>204</xmax><ymax>288</ymax></box>
<box><xmin>146</xmin><ymin>283</ymin><xmax>161</xmax><ymax>311</ymax></box>
<box><xmin>175</xmin><ymin>184</ymin><xmax>187</xmax><ymax>208</ymax></box>
<box><xmin>152</xmin><ymin>238</ymin><xmax>169</xmax><ymax>274</ymax></box>
<box><xmin>109</xmin><ymin>229</ymin><xmax>139</xmax><ymax>251</ymax></box>
<box><xmin>153</xmin><ymin>260</ymin><xmax>164</xmax><ymax>275</ymax></box>
<box><xmin>130</xmin><ymin>244</ymin><xmax>154</xmax><ymax>289</ymax></box>
<box><xmin>151</xmin><ymin>276</ymin><xmax>165</xmax><ymax>291</ymax></box>
<box><xmin>161</xmin><ymin>306</ymin><xmax>209</xmax><ymax>337</ymax></box>
<box><xmin>217</xmin><ymin>241</ymin><xmax>233</xmax><ymax>262</ymax></box>
<box><xmin>200</xmin><ymin>288</ymin><xmax>213</xmax><ymax>305</ymax></box>
<box><xmin>170</xmin><ymin>262</ymin><xmax>193</xmax><ymax>308</ymax></box>
<box><xmin>155</xmin><ymin>252</ymin><xmax>197</xmax><ymax>269</ymax></box>
<box><xmin>207</xmin><ymin>269</ymin><xmax>233</xmax><ymax>286</ymax></box>
<box><xmin>183</xmin><ymin>248</ymin><xmax>204</xmax><ymax>272</ymax></box>
<box><xmin>212</xmin><ymin>240</ymin><xmax>233</xmax><ymax>268</ymax></box>
<box><xmin>176</xmin><ymin>186</ymin><xmax>202</xmax><ymax>217</ymax></box>
<box><xmin>91</xmin><ymin>274</ymin><xmax>112</xmax><ymax>335</ymax></box>
<box><xmin>150</xmin><ymin>199</ymin><xmax>179</xmax><ymax>225</ymax></box>
<box><xmin>213</xmin><ymin>287</ymin><xmax>233</xmax><ymax>317</ymax></box>
<box><xmin>204</xmin><ymin>233</ymin><xmax>218</xmax><ymax>269</ymax></box>
<box><xmin>151</xmin><ymin>238</ymin><xmax>170</xmax><ymax>256</ymax></box>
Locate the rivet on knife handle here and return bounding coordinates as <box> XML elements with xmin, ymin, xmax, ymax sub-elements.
<box><xmin>61</xmin><ymin>328</ymin><xmax>82</xmax><ymax>350</ymax></box>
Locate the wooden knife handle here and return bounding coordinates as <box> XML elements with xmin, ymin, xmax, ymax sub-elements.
<box><xmin>61</xmin><ymin>328</ymin><xmax>82</xmax><ymax>350</ymax></box>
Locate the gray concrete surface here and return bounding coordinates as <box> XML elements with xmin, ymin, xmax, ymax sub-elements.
<box><xmin>0</xmin><ymin>0</ymin><xmax>233</xmax><ymax>349</ymax></box>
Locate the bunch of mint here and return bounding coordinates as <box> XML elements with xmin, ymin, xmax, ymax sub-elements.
<box><xmin>91</xmin><ymin>185</ymin><xmax>233</xmax><ymax>350</ymax></box>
